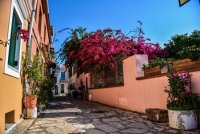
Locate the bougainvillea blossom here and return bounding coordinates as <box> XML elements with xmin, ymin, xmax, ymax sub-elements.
<box><xmin>19</xmin><ymin>29</ymin><xmax>29</xmax><ymax>41</ymax></box>
<box><xmin>74</xmin><ymin>28</ymin><xmax>167</xmax><ymax>70</ymax></box>
<box><xmin>61</xmin><ymin>25</ymin><xmax>168</xmax><ymax>72</ymax></box>
<box><xmin>76</xmin><ymin>29</ymin><xmax>138</xmax><ymax>69</ymax></box>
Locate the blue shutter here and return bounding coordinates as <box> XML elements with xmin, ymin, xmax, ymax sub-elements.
<box><xmin>61</xmin><ymin>72</ymin><xmax>65</xmax><ymax>80</ymax></box>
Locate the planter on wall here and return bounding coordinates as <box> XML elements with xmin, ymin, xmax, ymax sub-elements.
<box><xmin>26</xmin><ymin>95</ymin><xmax>37</xmax><ymax>108</ymax></box>
<box><xmin>168</xmin><ymin>109</ymin><xmax>198</xmax><ymax>130</ymax></box>
<box><xmin>173</xmin><ymin>58</ymin><xmax>200</xmax><ymax>72</ymax></box>
<box><xmin>144</xmin><ymin>66</ymin><xmax>161</xmax><ymax>77</ymax></box>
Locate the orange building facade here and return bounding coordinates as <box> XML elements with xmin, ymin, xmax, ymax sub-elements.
<box><xmin>0</xmin><ymin>0</ymin><xmax>53</xmax><ymax>133</ymax></box>
<box><xmin>30</xmin><ymin>0</ymin><xmax>53</xmax><ymax>62</ymax></box>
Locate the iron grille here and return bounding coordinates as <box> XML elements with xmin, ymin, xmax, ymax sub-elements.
<box><xmin>90</xmin><ymin>62</ymin><xmax>124</xmax><ymax>88</ymax></box>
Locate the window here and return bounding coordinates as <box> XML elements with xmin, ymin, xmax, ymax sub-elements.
<box><xmin>8</xmin><ymin>12</ymin><xmax>21</xmax><ymax>69</ymax></box>
<box><xmin>38</xmin><ymin>8</ymin><xmax>42</xmax><ymax>34</ymax></box>
<box><xmin>44</xmin><ymin>25</ymin><xmax>46</xmax><ymax>43</ymax></box>
<box><xmin>61</xmin><ymin>84</ymin><xmax>64</xmax><ymax>93</ymax></box>
<box><xmin>4</xmin><ymin>0</ymin><xmax>24</xmax><ymax>78</ymax></box>
<box><xmin>61</xmin><ymin>72</ymin><xmax>65</xmax><ymax>80</ymax></box>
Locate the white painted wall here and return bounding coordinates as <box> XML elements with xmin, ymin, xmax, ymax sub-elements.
<box><xmin>54</xmin><ymin>65</ymin><xmax>69</xmax><ymax>95</ymax></box>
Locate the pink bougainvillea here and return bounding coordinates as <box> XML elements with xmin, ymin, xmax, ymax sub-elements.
<box><xmin>77</xmin><ymin>29</ymin><xmax>137</xmax><ymax>69</ymax></box>
<box><xmin>63</xmin><ymin>23</ymin><xmax>168</xmax><ymax>71</ymax></box>
<box><xmin>72</xmin><ymin>28</ymin><xmax>167</xmax><ymax>69</ymax></box>
<box><xmin>136</xmin><ymin>36</ymin><xmax>168</xmax><ymax>60</ymax></box>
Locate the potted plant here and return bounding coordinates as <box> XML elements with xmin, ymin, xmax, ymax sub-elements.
<box><xmin>22</xmin><ymin>52</ymin><xmax>44</xmax><ymax>118</ymax></box>
<box><xmin>165</xmin><ymin>72</ymin><xmax>200</xmax><ymax>130</ymax></box>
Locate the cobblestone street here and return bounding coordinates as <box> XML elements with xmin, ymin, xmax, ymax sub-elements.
<box><xmin>13</xmin><ymin>96</ymin><xmax>200</xmax><ymax>134</ymax></box>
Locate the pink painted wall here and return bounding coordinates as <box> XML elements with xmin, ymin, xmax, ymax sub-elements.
<box><xmin>88</xmin><ymin>55</ymin><xmax>200</xmax><ymax>113</ymax></box>
<box><xmin>76</xmin><ymin>73</ymin><xmax>91</xmax><ymax>89</ymax></box>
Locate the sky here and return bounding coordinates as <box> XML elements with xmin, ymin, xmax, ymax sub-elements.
<box><xmin>49</xmin><ymin>0</ymin><xmax>200</xmax><ymax>53</ymax></box>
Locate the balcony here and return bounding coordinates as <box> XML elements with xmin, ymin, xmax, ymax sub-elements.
<box><xmin>59</xmin><ymin>78</ymin><xmax>68</xmax><ymax>83</ymax></box>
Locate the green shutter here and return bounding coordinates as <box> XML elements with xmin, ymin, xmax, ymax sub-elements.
<box><xmin>8</xmin><ymin>14</ymin><xmax>18</xmax><ymax>67</ymax></box>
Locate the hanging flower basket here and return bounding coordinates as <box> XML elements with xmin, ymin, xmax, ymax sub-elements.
<box><xmin>18</xmin><ymin>29</ymin><xmax>29</xmax><ymax>41</ymax></box>
<box><xmin>0</xmin><ymin>29</ymin><xmax>29</xmax><ymax>47</ymax></box>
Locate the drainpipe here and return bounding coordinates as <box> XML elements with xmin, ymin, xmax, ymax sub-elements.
<box><xmin>24</xmin><ymin>0</ymin><xmax>37</xmax><ymax>93</ymax></box>
<box><xmin>27</xmin><ymin>0</ymin><xmax>38</xmax><ymax>52</ymax></box>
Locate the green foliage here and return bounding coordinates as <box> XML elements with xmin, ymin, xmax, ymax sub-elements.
<box><xmin>58</xmin><ymin>27</ymin><xmax>90</xmax><ymax>67</ymax></box>
<box><xmin>27</xmin><ymin>56</ymin><xmax>43</xmax><ymax>82</ymax></box>
<box><xmin>36</xmin><ymin>76</ymin><xmax>54</xmax><ymax>106</ymax></box>
<box><xmin>166</xmin><ymin>92</ymin><xmax>199</xmax><ymax>110</ymax></box>
<box><xmin>164</xmin><ymin>30</ymin><xmax>200</xmax><ymax>60</ymax></box>
<box><xmin>177</xmin><ymin>45</ymin><xmax>200</xmax><ymax>60</ymax></box>
<box><xmin>22</xmin><ymin>52</ymin><xmax>55</xmax><ymax>106</ymax></box>
<box><xmin>142</xmin><ymin>58</ymin><xmax>173</xmax><ymax>70</ymax></box>
<box><xmin>165</xmin><ymin>72</ymin><xmax>200</xmax><ymax>110</ymax></box>
<box><xmin>22</xmin><ymin>52</ymin><xmax>44</xmax><ymax>95</ymax></box>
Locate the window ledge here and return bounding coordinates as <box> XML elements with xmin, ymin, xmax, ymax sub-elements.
<box><xmin>4</xmin><ymin>65</ymin><xmax>20</xmax><ymax>78</ymax></box>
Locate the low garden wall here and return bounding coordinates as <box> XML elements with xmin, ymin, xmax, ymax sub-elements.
<box><xmin>88</xmin><ymin>55</ymin><xmax>200</xmax><ymax>113</ymax></box>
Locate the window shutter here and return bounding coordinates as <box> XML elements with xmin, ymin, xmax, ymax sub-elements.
<box><xmin>8</xmin><ymin>14</ymin><xmax>18</xmax><ymax>67</ymax></box>
<box><xmin>61</xmin><ymin>72</ymin><xmax>65</xmax><ymax>80</ymax></box>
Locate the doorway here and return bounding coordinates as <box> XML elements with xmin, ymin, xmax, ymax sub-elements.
<box><xmin>55</xmin><ymin>85</ymin><xmax>58</xmax><ymax>95</ymax></box>
<box><xmin>61</xmin><ymin>84</ymin><xmax>64</xmax><ymax>93</ymax></box>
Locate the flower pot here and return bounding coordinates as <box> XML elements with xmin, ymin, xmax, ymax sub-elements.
<box><xmin>27</xmin><ymin>107</ymin><xmax>37</xmax><ymax>119</ymax></box>
<box><xmin>144</xmin><ymin>66</ymin><xmax>161</xmax><ymax>77</ymax></box>
<box><xmin>168</xmin><ymin>109</ymin><xmax>198</xmax><ymax>130</ymax></box>
<box><xmin>173</xmin><ymin>58</ymin><xmax>200</xmax><ymax>72</ymax></box>
<box><xmin>26</xmin><ymin>95</ymin><xmax>37</xmax><ymax>108</ymax></box>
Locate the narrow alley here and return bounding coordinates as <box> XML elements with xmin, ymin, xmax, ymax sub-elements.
<box><xmin>10</xmin><ymin>96</ymin><xmax>200</xmax><ymax>134</ymax></box>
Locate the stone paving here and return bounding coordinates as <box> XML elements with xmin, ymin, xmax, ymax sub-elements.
<box><xmin>13</xmin><ymin>96</ymin><xmax>200</xmax><ymax>134</ymax></box>
<box><xmin>8</xmin><ymin>119</ymin><xmax>34</xmax><ymax>134</ymax></box>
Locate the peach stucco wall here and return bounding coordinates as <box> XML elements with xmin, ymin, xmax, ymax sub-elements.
<box><xmin>88</xmin><ymin>55</ymin><xmax>200</xmax><ymax>113</ymax></box>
